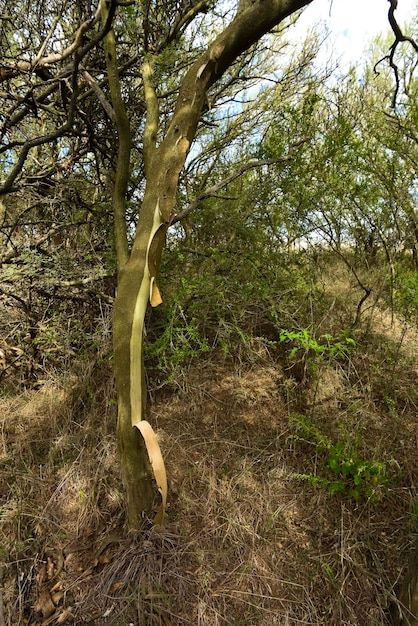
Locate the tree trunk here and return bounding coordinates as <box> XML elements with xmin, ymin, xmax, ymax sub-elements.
<box><xmin>113</xmin><ymin>258</ymin><xmax>155</xmax><ymax>526</ymax></box>
<box><xmin>111</xmin><ymin>0</ymin><xmax>312</xmax><ymax>529</ymax></box>
<box><xmin>393</xmin><ymin>547</ymin><xmax>418</xmax><ymax>626</ymax></box>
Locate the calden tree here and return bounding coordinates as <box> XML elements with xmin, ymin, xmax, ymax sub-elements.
<box><xmin>0</xmin><ymin>0</ymin><xmax>314</xmax><ymax>528</ymax></box>
<box><xmin>107</xmin><ymin>0</ymin><xmax>315</xmax><ymax>528</ymax></box>
<box><xmin>1</xmin><ymin>0</ymin><xmax>415</xmax><ymax>532</ymax></box>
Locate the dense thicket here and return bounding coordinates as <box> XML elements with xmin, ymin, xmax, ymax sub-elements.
<box><xmin>1</xmin><ymin>0</ymin><xmax>418</xmax><ymax>623</ymax></box>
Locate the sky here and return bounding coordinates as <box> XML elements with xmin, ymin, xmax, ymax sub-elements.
<box><xmin>293</xmin><ymin>0</ymin><xmax>417</xmax><ymax>68</ymax></box>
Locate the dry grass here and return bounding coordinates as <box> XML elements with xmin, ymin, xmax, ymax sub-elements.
<box><xmin>0</xmin><ymin>312</ymin><xmax>417</xmax><ymax>625</ymax></box>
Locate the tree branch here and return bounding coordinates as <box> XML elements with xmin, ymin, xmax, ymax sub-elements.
<box><xmin>0</xmin><ymin>1</ymin><xmax>103</xmax><ymax>80</ymax></box>
<box><xmin>0</xmin><ymin>64</ymin><xmax>81</xmax><ymax>194</ymax></box>
<box><xmin>374</xmin><ymin>0</ymin><xmax>418</xmax><ymax>108</ymax></box>
<box><xmin>0</xmin><ymin>2</ymin><xmax>118</xmax><ymax>194</ymax></box>
<box><xmin>173</xmin><ymin>141</ymin><xmax>307</xmax><ymax>223</ymax></box>
<box><xmin>142</xmin><ymin>58</ymin><xmax>159</xmax><ymax>177</ymax></box>
<box><xmin>141</xmin><ymin>0</ymin><xmax>312</xmax><ymax>229</ymax></box>
<box><xmin>101</xmin><ymin>0</ymin><xmax>131</xmax><ymax>269</ymax></box>
<box><xmin>82</xmin><ymin>69</ymin><xmax>117</xmax><ymax>124</ymax></box>
<box><xmin>167</xmin><ymin>0</ymin><xmax>209</xmax><ymax>45</ymax></box>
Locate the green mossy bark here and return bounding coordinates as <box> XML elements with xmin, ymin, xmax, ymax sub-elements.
<box><xmin>113</xmin><ymin>190</ymin><xmax>164</xmax><ymax>527</ymax></box>
<box><xmin>113</xmin><ymin>265</ymin><xmax>153</xmax><ymax>527</ymax></box>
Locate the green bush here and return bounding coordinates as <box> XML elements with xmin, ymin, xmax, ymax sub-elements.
<box><xmin>289</xmin><ymin>413</ymin><xmax>397</xmax><ymax>502</ymax></box>
<box><xmin>393</xmin><ymin>266</ymin><xmax>418</xmax><ymax>324</ymax></box>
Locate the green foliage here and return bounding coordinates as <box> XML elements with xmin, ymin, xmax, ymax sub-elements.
<box><xmin>393</xmin><ymin>266</ymin><xmax>418</xmax><ymax>324</ymax></box>
<box><xmin>289</xmin><ymin>413</ymin><xmax>396</xmax><ymax>502</ymax></box>
<box><xmin>277</xmin><ymin>328</ymin><xmax>358</xmax><ymax>381</ymax></box>
<box><xmin>145</xmin><ymin>302</ymin><xmax>210</xmax><ymax>384</ymax></box>
<box><xmin>325</xmin><ymin>442</ymin><xmax>390</xmax><ymax>499</ymax></box>
<box><xmin>278</xmin><ymin>328</ymin><xmax>357</xmax><ymax>361</ymax></box>
<box><xmin>148</xmin><ymin>237</ymin><xmax>324</xmax><ymax>385</ymax></box>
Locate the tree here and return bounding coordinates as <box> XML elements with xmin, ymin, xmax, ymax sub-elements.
<box><xmin>1</xmin><ymin>0</ymin><xmax>315</xmax><ymax>528</ymax></box>
<box><xmin>1</xmin><ymin>0</ymin><xmax>417</xmax><ymax>532</ymax></box>
<box><xmin>109</xmin><ymin>0</ymin><xmax>319</xmax><ymax>528</ymax></box>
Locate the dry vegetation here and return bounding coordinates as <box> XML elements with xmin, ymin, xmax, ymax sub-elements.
<box><xmin>0</xmin><ymin>264</ymin><xmax>417</xmax><ymax>626</ymax></box>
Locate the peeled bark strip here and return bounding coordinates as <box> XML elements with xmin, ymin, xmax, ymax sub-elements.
<box><xmin>136</xmin><ymin>421</ymin><xmax>167</xmax><ymax>526</ymax></box>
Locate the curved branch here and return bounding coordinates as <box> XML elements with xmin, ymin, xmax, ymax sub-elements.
<box><xmin>0</xmin><ymin>2</ymin><xmax>118</xmax><ymax>194</ymax></box>
<box><xmin>1</xmin><ymin>1</ymin><xmax>103</xmax><ymax>79</ymax></box>
<box><xmin>167</xmin><ymin>0</ymin><xmax>209</xmax><ymax>44</ymax></box>
<box><xmin>0</xmin><ymin>63</ymin><xmax>81</xmax><ymax>194</ymax></box>
<box><xmin>101</xmin><ymin>0</ymin><xmax>131</xmax><ymax>269</ymax></box>
<box><xmin>173</xmin><ymin>140</ymin><xmax>307</xmax><ymax>223</ymax></box>
<box><xmin>374</xmin><ymin>0</ymin><xmax>418</xmax><ymax>108</ymax></box>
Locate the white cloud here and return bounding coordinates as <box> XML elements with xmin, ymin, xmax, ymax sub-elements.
<box><xmin>294</xmin><ymin>0</ymin><xmax>416</xmax><ymax>67</ymax></box>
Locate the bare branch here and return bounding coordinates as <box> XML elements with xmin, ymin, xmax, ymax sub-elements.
<box><xmin>174</xmin><ymin>140</ymin><xmax>307</xmax><ymax>223</ymax></box>
<box><xmin>82</xmin><ymin>69</ymin><xmax>117</xmax><ymax>124</ymax></box>
<box><xmin>374</xmin><ymin>0</ymin><xmax>418</xmax><ymax>108</ymax></box>
<box><xmin>0</xmin><ymin>1</ymin><xmax>118</xmax><ymax>194</ymax></box>
<box><xmin>167</xmin><ymin>0</ymin><xmax>209</xmax><ymax>44</ymax></box>
<box><xmin>32</xmin><ymin>16</ymin><xmax>60</xmax><ymax>68</ymax></box>
<box><xmin>0</xmin><ymin>67</ymin><xmax>80</xmax><ymax>194</ymax></box>
<box><xmin>0</xmin><ymin>1</ymin><xmax>103</xmax><ymax>80</ymax></box>
<box><xmin>101</xmin><ymin>0</ymin><xmax>131</xmax><ymax>268</ymax></box>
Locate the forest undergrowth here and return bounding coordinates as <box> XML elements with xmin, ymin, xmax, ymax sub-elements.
<box><xmin>0</xmin><ymin>255</ymin><xmax>417</xmax><ymax>626</ymax></box>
